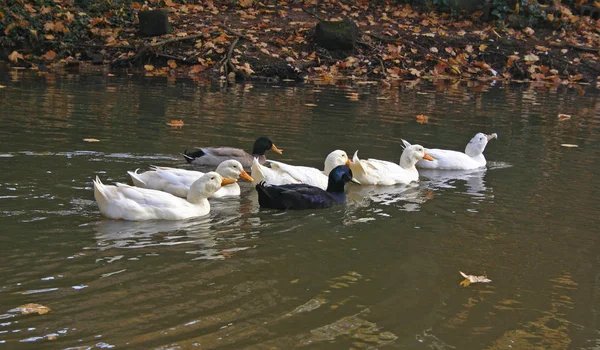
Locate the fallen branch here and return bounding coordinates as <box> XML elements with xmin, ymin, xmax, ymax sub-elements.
<box><xmin>365</xmin><ymin>32</ymin><xmax>398</xmax><ymax>43</ymax></box>
<box><xmin>302</xmin><ymin>7</ymin><xmax>323</xmax><ymax>21</ymax></box>
<box><xmin>224</xmin><ymin>36</ymin><xmax>240</xmax><ymax>76</ymax></box>
<box><xmin>218</xmin><ymin>24</ymin><xmax>253</xmax><ymax>41</ymax></box>
<box><xmin>111</xmin><ymin>34</ymin><xmax>204</xmax><ymax>67</ymax></box>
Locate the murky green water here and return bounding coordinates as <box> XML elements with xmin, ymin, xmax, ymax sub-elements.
<box><xmin>0</xmin><ymin>72</ymin><xmax>599</xmax><ymax>349</ymax></box>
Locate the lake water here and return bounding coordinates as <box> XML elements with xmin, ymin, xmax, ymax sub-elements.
<box><xmin>0</xmin><ymin>71</ymin><xmax>599</xmax><ymax>349</ymax></box>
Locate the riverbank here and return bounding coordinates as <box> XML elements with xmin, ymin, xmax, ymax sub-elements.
<box><xmin>1</xmin><ymin>0</ymin><xmax>599</xmax><ymax>86</ymax></box>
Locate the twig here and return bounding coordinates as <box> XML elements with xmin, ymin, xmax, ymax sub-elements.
<box><xmin>155</xmin><ymin>53</ymin><xmax>190</xmax><ymax>63</ymax></box>
<box><xmin>224</xmin><ymin>36</ymin><xmax>240</xmax><ymax>76</ymax></box>
<box><xmin>218</xmin><ymin>24</ymin><xmax>252</xmax><ymax>41</ymax></box>
<box><xmin>365</xmin><ymin>32</ymin><xmax>398</xmax><ymax>43</ymax></box>
<box><xmin>302</xmin><ymin>7</ymin><xmax>323</xmax><ymax>21</ymax></box>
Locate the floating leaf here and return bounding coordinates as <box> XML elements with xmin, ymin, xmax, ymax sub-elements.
<box><xmin>459</xmin><ymin>271</ymin><xmax>491</xmax><ymax>287</ymax></box>
<box><xmin>83</xmin><ymin>138</ymin><xmax>100</xmax><ymax>142</ymax></box>
<box><xmin>415</xmin><ymin>114</ymin><xmax>429</xmax><ymax>124</ymax></box>
<box><xmin>10</xmin><ymin>303</ymin><xmax>51</xmax><ymax>315</ymax></box>
<box><xmin>561</xmin><ymin>144</ymin><xmax>578</xmax><ymax>148</ymax></box>
<box><xmin>305</xmin><ymin>103</ymin><xmax>317</xmax><ymax>107</ymax></box>
<box><xmin>167</xmin><ymin>119</ymin><xmax>184</xmax><ymax>127</ymax></box>
<box><xmin>558</xmin><ymin>113</ymin><xmax>571</xmax><ymax>121</ymax></box>
<box><xmin>346</xmin><ymin>93</ymin><xmax>359</xmax><ymax>101</ymax></box>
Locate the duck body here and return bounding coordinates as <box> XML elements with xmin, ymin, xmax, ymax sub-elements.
<box><xmin>350</xmin><ymin>143</ymin><xmax>434</xmax><ymax>185</ymax></box>
<box><xmin>255</xmin><ymin>165</ymin><xmax>359</xmax><ymax>210</ymax></box>
<box><xmin>93</xmin><ymin>172</ymin><xmax>235</xmax><ymax>221</ymax></box>
<box><xmin>414</xmin><ymin>133</ymin><xmax>498</xmax><ymax>170</ymax></box>
<box><xmin>128</xmin><ymin>160</ymin><xmax>253</xmax><ymax>198</ymax></box>
<box><xmin>251</xmin><ymin>150</ymin><xmax>351</xmax><ymax>190</ymax></box>
<box><xmin>183</xmin><ymin>136</ymin><xmax>282</xmax><ymax>169</ymax></box>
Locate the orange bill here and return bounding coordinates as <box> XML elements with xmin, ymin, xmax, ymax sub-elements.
<box><xmin>271</xmin><ymin>144</ymin><xmax>283</xmax><ymax>155</ymax></box>
<box><xmin>423</xmin><ymin>153</ymin><xmax>434</xmax><ymax>161</ymax></box>
<box><xmin>221</xmin><ymin>177</ymin><xmax>237</xmax><ymax>186</ymax></box>
<box><xmin>345</xmin><ymin>159</ymin><xmax>351</xmax><ymax>166</ymax></box>
<box><xmin>239</xmin><ymin>170</ymin><xmax>254</xmax><ymax>182</ymax></box>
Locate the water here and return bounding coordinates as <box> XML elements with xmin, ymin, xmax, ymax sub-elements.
<box><xmin>0</xmin><ymin>72</ymin><xmax>599</xmax><ymax>349</ymax></box>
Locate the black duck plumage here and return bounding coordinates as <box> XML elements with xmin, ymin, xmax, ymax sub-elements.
<box><xmin>256</xmin><ymin>165</ymin><xmax>358</xmax><ymax>210</ymax></box>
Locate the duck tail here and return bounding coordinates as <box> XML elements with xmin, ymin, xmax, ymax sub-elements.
<box><xmin>127</xmin><ymin>169</ymin><xmax>146</xmax><ymax>186</ymax></box>
<box><xmin>93</xmin><ymin>176</ymin><xmax>108</xmax><ymax>206</ymax></box>
<box><xmin>182</xmin><ymin>148</ymin><xmax>205</xmax><ymax>163</ymax></box>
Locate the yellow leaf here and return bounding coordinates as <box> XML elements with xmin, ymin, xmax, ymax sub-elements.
<box><xmin>8</xmin><ymin>51</ymin><xmax>24</xmax><ymax>63</ymax></box>
<box><xmin>11</xmin><ymin>303</ymin><xmax>51</xmax><ymax>315</ymax></box>
<box><xmin>144</xmin><ymin>65</ymin><xmax>155</xmax><ymax>71</ymax></box>
<box><xmin>167</xmin><ymin>59</ymin><xmax>177</xmax><ymax>69</ymax></box>
<box><xmin>479</xmin><ymin>44</ymin><xmax>487</xmax><ymax>52</ymax></box>
<box><xmin>44</xmin><ymin>34</ymin><xmax>55</xmax><ymax>40</ymax></box>
<box><xmin>0</xmin><ymin>85</ymin><xmax>6</xmax><ymax>88</ymax></box>
<box><xmin>459</xmin><ymin>278</ymin><xmax>471</xmax><ymax>287</ymax></box>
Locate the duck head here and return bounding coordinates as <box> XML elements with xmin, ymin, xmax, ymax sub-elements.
<box><xmin>400</xmin><ymin>144</ymin><xmax>434</xmax><ymax>168</ymax></box>
<box><xmin>323</xmin><ymin>150</ymin><xmax>351</xmax><ymax>175</ymax></box>
<box><xmin>187</xmin><ymin>172</ymin><xmax>237</xmax><ymax>203</ymax></box>
<box><xmin>216</xmin><ymin>159</ymin><xmax>254</xmax><ymax>182</ymax></box>
<box><xmin>464</xmin><ymin>133</ymin><xmax>497</xmax><ymax>157</ymax></box>
<box><xmin>253</xmin><ymin>137</ymin><xmax>283</xmax><ymax>155</ymax></box>
<box><xmin>327</xmin><ymin>165</ymin><xmax>360</xmax><ymax>192</ymax></box>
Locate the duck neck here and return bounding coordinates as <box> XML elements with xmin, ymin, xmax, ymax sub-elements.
<box><xmin>326</xmin><ymin>180</ymin><xmax>346</xmax><ymax>193</ymax></box>
<box><xmin>399</xmin><ymin>153</ymin><xmax>417</xmax><ymax>170</ymax></box>
<box><xmin>186</xmin><ymin>193</ymin><xmax>209</xmax><ymax>205</ymax></box>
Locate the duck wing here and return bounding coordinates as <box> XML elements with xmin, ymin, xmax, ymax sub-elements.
<box><xmin>184</xmin><ymin>147</ymin><xmax>253</xmax><ymax>167</ymax></box>
<box><xmin>416</xmin><ymin>149</ymin><xmax>475</xmax><ymax>170</ymax></box>
<box><xmin>256</xmin><ymin>183</ymin><xmax>338</xmax><ymax>210</ymax></box>
<box><xmin>267</xmin><ymin>160</ymin><xmax>328</xmax><ymax>189</ymax></box>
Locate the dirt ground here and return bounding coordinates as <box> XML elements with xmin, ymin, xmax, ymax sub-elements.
<box><xmin>2</xmin><ymin>0</ymin><xmax>600</xmax><ymax>86</ymax></box>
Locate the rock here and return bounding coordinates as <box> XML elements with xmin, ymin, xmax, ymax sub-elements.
<box><xmin>91</xmin><ymin>53</ymin><xmax>104</xmax><ymax>65</ymax></box>
<box><xmin>314</xmin><ymin>20</ymin><xmax>359</xmax><ymax>51</ymax></box>
<box><xmin>138</xmin><ymin>9</ymin><xmax>170</xmax><ymax>37</ymax></box>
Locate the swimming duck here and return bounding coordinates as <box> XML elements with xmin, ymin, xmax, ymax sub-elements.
<box><xmin>93</xmin><ymin>172</ymin><xmax>236</xmax><ymax>221</ymax></box>
<box><xmin>349</xmin><ymin>143</ymin><xmax>434</xmax><ymax>185</ymax></box>
<box><xmin>251</xmin><ymin>150</ymin><xmax>351</xmax><ymax>190</ymax></box>
<box><xmin>413</xmin><ymin>133</ymin><xmax>498</xmax><ymax>170</ymax></box>
<box><xmin>255</xmin><ymin>165</ymin><xmax>360</xmax><ymax>210</ymax></box>
<box><xmin>182</xmin><ymin>136</ymin><xmax>283</xmax><ymax>169</ymax></box>
<box><xmin>127</xmin><ymin>160</ymin><xmax>253</xmax><ymax>198</ymax></box>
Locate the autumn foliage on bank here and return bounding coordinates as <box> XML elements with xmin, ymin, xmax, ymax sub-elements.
<box><xmin>0</xmin><ymin>0</ymin><xmax>599</xmax><ymax>85</ymax></box>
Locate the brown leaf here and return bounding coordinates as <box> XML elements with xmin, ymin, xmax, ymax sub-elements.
<box><xmin>239</xmin><ymin>0</ymin><xmax>254</xmax><ymax>7</ymax></box>
<box><xmin>167</xmin><ymin>120</ymin><xmax>184</xmax><ymax>127</ymax></box>
<box><xmin>558</xmin><ymin>113</ymin><xmax>571</xmax><ymax>121</ymax></box>
<box><xmin>8</xmin><ymin>51</ymin><xmax>24</xmax><ymax>63</ymax></box>
<box><xmin>144</xmin><ymin>65</ymin><xmax>155</xmax><ymax>72</ymax></box>
<box><xmin>43</xmin><ymin>50</ymin><xmax>57</xmax><ymax>61</ymax></box>
<box><xmin>44</xmin><ymin>22</ymin><xmax>55</xmax><ymax>32</ymax></box>
<box><xmin>189</xmin><ymin>65</ymin><xmax>207</xmax><ymax>74</ymax></box>
<box><xmin>167</xmin><ymin>59</ymin><xmax>177</xmax><ymax>69</ymax></box>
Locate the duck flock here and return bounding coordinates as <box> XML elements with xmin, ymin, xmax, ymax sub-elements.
<box><xmin>93</xmin><ymin>133</ymin><xmax>497</xmax><ymax>221</ymax></box>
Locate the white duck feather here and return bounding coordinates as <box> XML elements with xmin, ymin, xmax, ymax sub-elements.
<box><xmin>349</xmin><ymin>143</ymin><xmax>434</xmax><ymax>185</ymax></box>
<box><xmin>250</xmin><ymin>150</ymin><xmax>351</xmax><ymax>190</ymax></box>
<box><xmin>93</xmin><ymin>172</ymin><xmax>236</xmax><ymax>221</ymax></box>
<box><xmin>412</xmin><ymin>133</ymin><xmax>498</xmax><ymax>170</ymax></box>
<box><xmin>127</xmin><ymin>159</ymin><xmax>253</xmax><ymax>198</ymax></box>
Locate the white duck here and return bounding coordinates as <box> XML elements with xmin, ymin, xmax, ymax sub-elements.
<box><xmin>127</xmin><ymin>159</ymin><xmax>253</xmax><ymax>198</ymax></box>
<box><xmin>413</xmin><ymin>133</ymin><xmax>498</xmax><ymax>170</ymax></box>
<box><xmin>250</xmin><ymin>150</ymin><xmax>351</xmax><ymax>190</ymax></box>
<box><xmin>349</xmin><ymin>143</ymin><xmax>434</xmax><ymax>185</ymax></box>
<box><xmin>93</xmin><ymin>172</ymin><xmax>236</xmax><ymax>221</ymax></box>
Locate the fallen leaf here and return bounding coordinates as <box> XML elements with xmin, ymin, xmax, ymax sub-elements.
<box><xmin>430</xmin><ymin>47</ymin><xmax>438</xmax><ymax>53</ymax></box>
<box><xmin>167</xmin><ymin>119</ymin><xmax>184</xmax><ymax>126</ymax></box>
<box><xmin>144</xmin><ymin>65</ymin><xmax>155</xmax><ymax>72</ymax></box>
<box><xmin>8</xmin><ymin>51</ymin><xmax>24</xmax><ymax>63</ymax></box>
<box><xmin>239</xmin><ymin>0</ymin><xmax>254</xmax><ymax>7</ymax></box>
<box><xmin>43</xmin><ymin>50</ymin><xmax>57</xmax><ymax>61</ymax></box>
<box><xmin>10</xmin><ymin>303</ymin><xmax>51</xmax><ymax>315</ymax></box>
<box><xmin>524</xmin><ymin>53</ymin><xmax>539</xmax><ymax>62</ymax></box>
<box><xmin>167</xmin><ymin>60</ymin><xmax>177</xmax><ymax>69</ymax></box>
<box><xmin>305</xmin><ymin>103</ymin><xmax>317</xmax><ymax>107</ymax></box>
<box><xmin>479</xmin><ymin>44</ymin><xmax>487</xmax><ymax>52</ymax></box>
<box><xmin>346</xmin><ymin>93</ymin><xmax>359</xmax><ymax>101</ymax></box>
<box><xmin>0</xmin><ymin>85</ymin><xmax>6</xmax><ymax>89</ymax></box>
<box><xmin>561</xmin><ymin>143</ymin><xmax>578</xmax><ymax>148</ymax></box>
<box><xmin>83</xmin><ymin>138</ymin><xmax>100</xmax><ymax>142</ymax></box>
<box><xmin>416</xmin><ymin>114</ymin><xmax>429</xmax><ymax>124</ymax></box>
<box><xmin>558</xmin><ymin>113</ymin><xmax>571</xmax><ymax>121</ymax></box>
<box><xmin>523</xmin><ymin>27</ymin><xmax>535</xmax><ymax>36</ymax></box>
<box><xmin>459</xmin><ymin>271</ymin><xmax>491</xmax><ymax>287</ymax></box>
